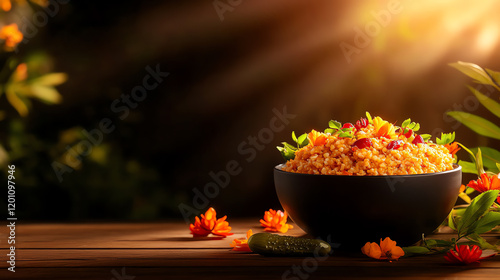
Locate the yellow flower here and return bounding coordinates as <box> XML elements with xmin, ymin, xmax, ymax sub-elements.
<box><xmin>361</xmin><ymin>237</ymin><xmax>405</xmax><ymax>261</ymax></box>
<box><xmin>0</xmin><ymin>23</ymin><xmax>23</xmax><ymax>51</ymax></box>
<box><xmin>372</xmin><ymin>117</ymin><xmax>397</xmax><ymax>139</ymax></box>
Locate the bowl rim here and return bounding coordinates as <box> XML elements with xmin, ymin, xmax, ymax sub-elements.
<box><xmin>274</xmin><ymin>163</ymin><xmax>461</xmax><ymax>178</ymax></box>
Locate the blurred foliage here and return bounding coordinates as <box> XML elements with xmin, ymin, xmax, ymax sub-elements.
<box><xmin>0</xmin><ymin>0</ymin><xmax>184</xmax><ymax>220</ymax></box>
<box><xmin>2</xmin><ymin>118</ymin><xmax>181</xmax><ymax>219</ymax></box>
<box><xmin>449</xmin><ymin>62</ymin><xmax>500</xmax><ymax>175</ymax></box>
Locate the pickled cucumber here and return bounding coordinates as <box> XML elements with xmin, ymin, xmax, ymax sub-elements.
<box><xmin>247</xmin><ymin>233</ymin><xmax>331</xmax><ymax>257</ymax></box>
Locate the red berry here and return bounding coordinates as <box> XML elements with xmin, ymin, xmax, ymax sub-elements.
<box><xmin>387</xmin><ymin>140</ymin><xmax>403</xmax><ymax>150</ymax></box>
<box><xmin>403</xmin><ymin>129</ymin><xmax>413</xmax><ymax>138</ymax></box>
<box><xmin>354</xmin><ymin>118</ymin><xmax>369</xmax><ymax>130</ymax></box>
<box><xmin>342</xmin><ymin>123</ymin><xmax>354</xmax><ymax>129</ymax></box>
<box><xmin>353</xmin><ymin>138</ymin><xmax>372</xmax><ymax>149</ymax></box>
<box><xmin>412</xmin><ymin>135</ymin><xmax>425</xmax><ymax>145</ymax></box>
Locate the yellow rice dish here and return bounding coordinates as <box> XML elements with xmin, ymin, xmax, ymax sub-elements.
<box><xmin>280</xmin><ymin>114</ymin><xmax>457</xmax><ymax>176</ymax></box>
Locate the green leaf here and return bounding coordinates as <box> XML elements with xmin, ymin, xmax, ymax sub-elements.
<box><xmin>412</xmin><ymin>122</ymin><xmax>420</xmax><ymax>132</ymax></box>
<box><xmin>401</xmin><ymin>118</ymin><xmax>411</xmax><ymax>129</ymax></box>
<box><xmin>448</xmin><ymin>209</ymin><xmax>457</xmax><ymax>231</ymax></box>
<box><xmin>29</xmin><ymin>73</ymin><xmax>68</xmax><ymax>86</ymax></box>
<box><xmin>475</xmin><ymin>148</ymin><xmax>485</xmax><ymax>175</ymax></box>
<box><xmin>497</xmin><ymin>162</ymin><xmax>500</xmax><ymax>171</ymax></box>
<box><xmin>420</xmin><ymin>134</ymin><xmax>432</xmax><ymax>142</ymax></box>
<box><xmin>282</xmin><ymin>142</ymin><xmax>298</xmax><ymax>152</ymax></box>
<box><xmin>292</xmin><ymin>131</ymin><xmax>298</xmax><ymax>142</ymax></box>
<box><xmin>424</xmin><ymin>239</ymin><xmax>454</xmax><ymax>248</ymax></box>
<box><xmin>470</xmin><ymin>212</ymin><xmax>500</xmax><ymax>235</ymax></box>
<box><xmin>486</xmin><ymin>68</ymin><xmax>500</xmax><ymax>86</ymax></box>
<box><xmin>277</xmin><ymin>145</ymin><xmax>296</xmax><ymax>161</ymax></box>
<box><xmin>328</xmin><ymin>120</ymin><xmax>341</xmax><ymax>129</ymax></box>
<box><xmin>29</xmin><ymin>85</ymin><xmax>63</xmax><ymax>104</ymax></box>
<box><xmin>366</xmin><ymin>112</ymin><xmax>373</xmax><ymax>124</ymax></box>
<box><xmin>297</xmin><ymin>133</ymin><xmax>308</xmax><ymax>147</ymax></box>
<box><xmin>457</xmin><ymin>142</ymin><xmax>476</xmax><ymax>162</ymax></box>
<box><xmin>466</xmin><ymin>233</ymin><xmax>498</xmax><ymax>250</ymax></box>
<box><xmin>471</xmin><ymin>147</ymin><xmax>500</xmax><ymax>173</ymax></box>
<box><xmin>458</xmin><ymin>160</ymin><xmax>478</xmax><ymax>175</ymax></box>
<box><xmin>465</xmin><ymin>186</ymin><xmax>475</xmax><ymax>195</ymax></box>
<box><xmin>436</xmin><ymin>132</ymin><xmax>455</xmax><ymax>145</ymax></box>
<box><xmin>338</xmin><ymin>132</ymin><xmax>353</xmax><ymax>138</ymax></box>
<box><xmin>468</xmin><ymin>86</ymin><xmax>500</xmax><ymax>119</ymax></box>
<box><xmin>449</xmin><ymin>61</ymin><xmax>499</xmax><ymax>89</ymax></box>
<box><xmin>458</xmin><ymin>190</ymin><xmax>500</xmax><ymax>237</ymax></box>
<box><xmin>402</xmin><ymin>246</ymin><xmax>430</xmax><ymax>257</ymax></box>
<box><xmin>324</xmin><ymin>128</ymin><xmax>334</xmax><ymax>134</ymax></box>
<box><xmin>447</xmin><ymin>111</ymin><xmax>500</xmax><ymax>140</ymax></box>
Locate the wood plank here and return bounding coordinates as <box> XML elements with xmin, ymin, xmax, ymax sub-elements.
<box><xmin>1</xmin><ymin>221</ymin><xmax>499</xmax><ymax>279</ymax></box>
<box><xmin>4</xmin><ymin>221</ymin><xmax>497</xmax><ymax>249</ymax></box>
<box><xmin>3</xmin><ymin>248</ymin><xmax>500</xmax><ymax>268</ymax></box>
<box><xmin>4</xmin><ymin>263</ymin><xmax>500</xmax><ymax>280</ymax></box>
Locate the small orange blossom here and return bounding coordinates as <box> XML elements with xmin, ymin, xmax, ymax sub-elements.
<box><xmin>361</xmin><ymin>237</ymin><xmax>405</xmax><ymax>261</ymax></box>
<box><xmin>307</xmin><ymin>130</ymin><xmax>327</xmax><ymax>146</ymax></box>
<box><xmin>260</xmin><ymin>209</ymin><xmax>293</xmax><ymax>233</ymax></box>
<box><xmin>230</xmin><ymin>229</ymin><xmax>253</xmax><ymax>252</ymax></box>
<box><xmin>189</xmin><ymin>207</ymin><xmax>233</xmax><ymax>237</ymax></box>
<box><xmin>444</xmin><ymin>142</ymin><xmax>461</xmax><ymax>156</ymax></box>
<box><xmin>0</xmin><ymin>23</ymin><xmax>23</xmax><ymax>50</ymax></box>
<box><xmin>0</xmin><ymin>0</ymin><xmax>11</xmax><ymax>11</ymax></box>
<box><xmin>467</xmin><ymin>173</ymin><xmax>500</xmax><ymax>204</ymax></box>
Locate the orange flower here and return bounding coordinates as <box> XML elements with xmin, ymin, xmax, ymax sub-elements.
<box><xmin>189</xmin><ymin>207</ymin><xmax>234</xmax><ymax>237</ymax></box>
<box><xmin>307</xmin><ymin>130</ymin><xmax>327</xmax><ymax>146</ymax></box>
<box><xmin>230</xmin><ymin>229</ymin><xmax>253</xmax><ymax>252</ymax></box>
<box><xmin>260</xmin><ymin>209</ymin><xmax>293</xmax><ymax>233</ymax></box>
<box><xmin>444</xmin><ymin>142</ymin><xmax>461</xmax><ymax>156</ymax></box>
<box><xmin>0</xmin><ymin>0</ymin><xmax>11</xmax><ymax>11</ymax></box>
<box><xmin>361</xmin><ymin>237</ymin><xmax>405</xmax><ymax>261</ymax></box>
<box><xmin>444</xmin><ymin>244</ymin><xmax>496</xmax><ymax>265</ymax></box>
<box><xmin>0</xmin><ymin>23</ymin><xmax>23</xmax><ymax>50</ymax></box>
<box><xmin>467</xmin><ymin>173</ymin><xmax>500</xmax><ymax>204</ymax></box>
<box><xmin>372</xmin><ymin>117</ymin><xmax>397</xmax><ymax>139</ymax></box>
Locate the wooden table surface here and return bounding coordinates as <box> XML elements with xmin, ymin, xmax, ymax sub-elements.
<box><xmin>1</xmin><ymin>219</ymin><xmax>499</xmax><ymax>279</ymax></box>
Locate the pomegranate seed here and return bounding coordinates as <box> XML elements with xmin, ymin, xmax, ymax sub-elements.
<box><xmin>342</xmin><ymin>123</ymin><xmax>354</xmax><ymax>129</ymax></box>
<box><xmin>412</xmin><ymin>135</ymin><xmax>425</xmax><ymax>145</ymax></box>
<box><xmin>353</xmin><ymin>138</ymin><xmax>372</xmax><ymax>149</ymax></box>
<box><xmin>403</xmin><ymin>129</ymin><xmax>413</xmax><ymax>138</ymax></box>
<box><xmin>387</xmin><ymin>140</ymin><xmax>403</xmax><ymax>150</ymax></box>
<box><xmin>354</xmin><ymin>118</ymin><xmax>369</xmax><ymax>130</ymax></box>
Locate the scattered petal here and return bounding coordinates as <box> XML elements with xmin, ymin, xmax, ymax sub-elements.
<box><xmin>361</xmin><ymin>237</ymin><xmax>404</xmax><ymax>261</ymax></box>
<box><xmin>230</xmin><ymin>229</ymin><xmax>253</xmax><ymax>252</ymax></box>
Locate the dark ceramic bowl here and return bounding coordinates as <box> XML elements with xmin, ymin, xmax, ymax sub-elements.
<box><xmin>274</xmin><ymin>164</ymin><xmax>462</xmax><ymax>250</ymax></box>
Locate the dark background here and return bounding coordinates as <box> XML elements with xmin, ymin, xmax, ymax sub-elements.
<box><xmin>3</xmin><ymin>0</ymin><xmax>500</xmax><ymax>221</ymax></box>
